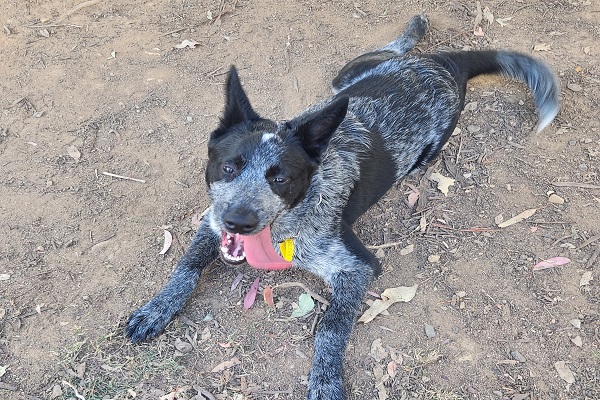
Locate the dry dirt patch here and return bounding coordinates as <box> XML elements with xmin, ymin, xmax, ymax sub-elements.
<box><xmin>1</xmin><ymin>1</ymin><xmax>599</xmax><ymax>399</ymax></box>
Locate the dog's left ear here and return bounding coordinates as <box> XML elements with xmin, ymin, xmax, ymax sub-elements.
<box><xmin>289</xmin><ymin>95</ymin><xmax>349</xmax><ymax>161</ymax></box>
<box><xmin>213</xmin><ymin>66</ymin><xmax>260</xmax><ymax>138</ymax></box>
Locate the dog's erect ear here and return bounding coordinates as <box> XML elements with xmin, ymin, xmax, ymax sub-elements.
<box><xmin>213</xmin><ymin>66</ymin><xmax>260</xmax><ymax>137</ymax></box>
<box><xmin>290</xmin><ymin>95</ymin><xmax>349</xmax><ymax>161</ymax></box>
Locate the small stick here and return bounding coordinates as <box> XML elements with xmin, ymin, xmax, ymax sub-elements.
<box><xmin>56</xmin><ymin>0</ymin><xmax>102</xmax><ymax>22</ymax></box>
<box><xmin>273</xmin><ymin>282</ymin><xmax>330</xmax><ymax>306</ymax></box>
<box><xmin>102</xmin><ymin>171</ymin><xmax>146</xmax><ymax>183</ymax></box>
<box><xmin>552</xmin><ymin>181</ymin><xmax>600</xmax><ymax>189</ymax></box>
<box><xmin>61</xmin><ymin>380</ymin><xmax>86</xmax><ymax>400</ymax></box>
<box><xmin>587</xmin><ymin>245</ymin><xmax>600</xmax><ymax>269</ymax></box>
<box><xmin>367</xmin><ymin>240</ymin><xmax>405</xmax><ymax>250</ymax></box>
<box><xmin>576</xmin><ymin>234</ymin><xmax>600</xmax><ymax>250</ymax></box>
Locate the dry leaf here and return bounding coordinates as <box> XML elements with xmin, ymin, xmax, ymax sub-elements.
<box><xmin>174</xmin><ymin>39</ymin><xmax>200</xmax><ymax>49</ymax></box>
<box><xmin>373</xmin><ymin>365</ymin><xmax>389</xmax><ymax>400</ymax></box>
<box><xmin>0</xmin><ymin>365</ymin><xmax>8</xmax><ymax>378</ymax></box>
<box><xmin>483</xmin><ymin>7</ymin><xmax>494</xmax><ymax>25</ymax></box>
<box><xmin>231</xmin><ymin>272</ymin><xmax>244</xmax><ymax>291</ymax></box>
<box><xmin>532</xmin><ymin>257</ymin><xmax>570</xmax><ymax>271</ymax></box>
<box><xmin>571</xmin><ymin>335</ymin><xmax>582</xmax><ymax>347</ymax></box>
<box><xmin>554</xmin><ymin>361</ymin><xmax>575</xmax><ymax>384</ymax></box>
<box><xmin>580</xmin><ymin>271</ymin><xmax>593</xmax><ymax>287</ymax></box>
<box><xmin>473</xmin><ymin>1</ymin><xmax>483</xmax><ymax>31</ymax></box>
<box><xmin>358</xmin><ymin>284</ymin><xmax>418</xmax><ymax>323</ymax></box>
<box><xmin>174</xmin><ymin>338</ymin><xmax>193</xmax><ymax>354</ymax></box>
<box><xmin>243</xmin><ymin>277</ymin><xmax>260</xmax><ymax>312</ymax></box>
<box><xmin>0</xmin><ymin>274</ymin><xmax>10</xmax><ymax>281</ymax></box>
<box><xmin>430</xmin><ymin>172</ymin><xmax>455</xmax><ymax>196</ymax></box>
<box><xmin>407</xmin><ymin>191</ymin><xmax>419</xmax><ymax>207</ymax></box>
<box><xmin>67</xmin><ymin>145</ymin><xmax>81</xmax><ymax>162</ymax></box>
<box><xmin>263</xmin><ymin>285</ymin><xmax>275</xmax><ymax>307</ymax></box>
<box><xmin>211</xmin><ymin>357</ymin><xmax>241</xmax><ymax>373</ymax></box>
<box><xmin>533</xmin><ymin>43</ymin><xmax>551</xmax><ymax>52</ymax></box>
<box><xmin>495</xmin><ymin>17</ymin><xmax>513</xmax><ymax>27</ymax></box>
<box><xmin>387</xmin><ymin>360</ymin><xmax>398</xmax><ymax>378</ymax></box>
<box><xmin>159</xmin><ymin>230</ymin><xmax>172</xmax><ymax>255</ymax></box>
<box><xmin>370</xmin><ymin>338</ymin><xmax>388</xmax><ymax>362</ymax></box>
<box><xmin>400</xmin><ymin>244</ymin><xmax>414</xmax><ymax>256</ymax></box>
<box><xmin>473</xmin><ymin>26</ymin><xmax>485</xmax><ymax>37</ymax></box>
<box><xmin>419</xmin><ymin>215</ymin><xmax>427</xmax><ymax>232</ymax></box>
<box><xmin>497</xmin><ymin>208</ymin><xmax>536</xmax><ymax>228</ymax></box>
<box><xmin>201</xmin><ymin>327</ymin><xmax>211</xmax><ymax>341</ymax></box>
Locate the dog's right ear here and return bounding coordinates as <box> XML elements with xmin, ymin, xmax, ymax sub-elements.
<box><xmin>213</xmin><ymin>66</ymin><xmax>260</xmax><ymax>138</ymax></box>
<box><xmin>288</xmin><ymin>95</ymin><xmax>349</xmax><ymax>162</ymax></box>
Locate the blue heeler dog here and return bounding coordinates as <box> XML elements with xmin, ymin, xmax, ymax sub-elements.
<box><xmin>126</xmin><ymin>14</ymin><xmax>559</xmax><ymax>399</ymax></box>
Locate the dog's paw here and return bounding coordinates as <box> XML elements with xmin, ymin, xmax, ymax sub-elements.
<box><xmin>126</xmin><ymin>298</ymin><xmax>176</xmax><ymax>342</ymax></box>
<box><xmin>306</xmin><ymin>373</ymin><xmax>345</xmax><ymax>400</ymax></box>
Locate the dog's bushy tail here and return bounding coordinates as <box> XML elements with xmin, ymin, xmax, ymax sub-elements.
<box><xmin>429</xmin><ymin>51</ymin><xmax>560</xmax><ymax>132</ymax></box>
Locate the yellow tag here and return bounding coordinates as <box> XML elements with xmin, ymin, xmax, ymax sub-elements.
<box><xmin>279</xmin><ymin>239</ymin><xmax>294</xmax><ymax>262</ymax></box>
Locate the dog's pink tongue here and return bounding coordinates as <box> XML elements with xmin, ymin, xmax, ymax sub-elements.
<box><xmin>242</xmin><ymin>226</ymin><xmax>292</xmax><ymax>270</ymax></box>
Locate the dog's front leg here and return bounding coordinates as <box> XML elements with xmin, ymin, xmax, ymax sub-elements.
<box><xmin>126</xmin><ymin>217</ymin><xmax>219</xmax><ymax>342</ymax></box>
<box><xmin>306</xmin><ymin>267</ymin><xmax>371</xmax><ymax>400</ymax></box>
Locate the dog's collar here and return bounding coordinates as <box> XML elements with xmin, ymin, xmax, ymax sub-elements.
<box><xmin>243</xmin><ymin>225</ymin><xmax>293</xmax><ymax>270</ymax></box>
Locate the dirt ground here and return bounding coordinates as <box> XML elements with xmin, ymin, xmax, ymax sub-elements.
<box><xmin>1</xmin><ymin>0</ymin><xmax>599</xmax><ymax>399</ymax></box>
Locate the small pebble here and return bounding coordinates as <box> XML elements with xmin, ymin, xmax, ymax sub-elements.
<box><xmin>567</xmin><ymin>83</ymin><xmax>583</xmax><ymax>92</ymax></box>
<box><xmin>569</xmin><ymin>140</ymin><xmax>577</xmax><ymax>146</ymax></box>
<box><xmin>493</xmin><ymin>390</ymin><xmax>503</xmax><ymax>397</ymax></box>
<box><xmin>424</xmin><ymin>324</ymin><xmax>436</xmax><ymax>338</ymax></box>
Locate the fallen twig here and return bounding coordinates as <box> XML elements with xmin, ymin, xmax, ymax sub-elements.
<box><xmin>552</xmin><ymin>181</ymin><xmax>600</xmax><ymax>189</ymax></box>
<box><xmin>102</xmin><ymin>171</ymin><xmax>146</xmax><ymax>183</ymax></box>
<box><xmin>273</xmin><ymin>282</ymin><xmax>330</xmax><ymax>306</ymax></box>
<box><xmin>61</xmin><ymin>380</ymin><xmax>86</xmax><ymax>400</ymax></box>
<box><xmin>367</xmin><ymin>240</ymin><xmax>406</xmax><ymax>250</ymax></box>
<box><xmin>430</xmin><ymin>222</ymin><xmax>499</xmax><ymax>232</ymax></box>
<box><xmin>576</xmin><ymin>234</ymin><xmax>600</xmax><ymax>250</ymax></box>
<box><xmin>587</xmin><ymin>245</ymin><xmax>600</xmax><ymax>269</ymax></box>
<box><xmin>56</xmin><ymin>0</ymin><xmax>102</xmax><ymax>22</ymax></box>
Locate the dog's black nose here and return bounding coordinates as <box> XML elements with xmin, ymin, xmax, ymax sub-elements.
<box><xmin>223</xmin><ymin>208</ymin><xmax>259</xmax><ymax>234</ymax></box>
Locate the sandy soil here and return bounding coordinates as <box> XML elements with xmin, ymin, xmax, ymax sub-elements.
<box><xmin>1</xmin><ymin>1</ymin><xmax>599</xmax><ymax>399</ymax></box>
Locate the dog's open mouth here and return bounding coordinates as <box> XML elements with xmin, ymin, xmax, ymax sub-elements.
<box><xmin>219</xmin><ymin>227</ymin><xmax>293</xmax><ymax>270</ymax></box>
<box><xmin>221</xmin><ymin>231</ymin><xmax>246</xmax><ymax>264</ymax></box>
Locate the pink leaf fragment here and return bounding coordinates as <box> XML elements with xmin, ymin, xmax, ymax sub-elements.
<box><xmin>159</xmin><ymin>230</ymin><xmax>172</xmax><ymax>255</ymax></box>
<box><xmin>243</xmin><ymin>277</ymin><xmax>260</xmax><ymax>312</ymax></box>
<box><xmin>263</xmin><ymin>285</ymin><xmax>275</xmax><ymax>307</ymax></box>
<box><xmin>533</xmin><ymin>257</ymin><xmax>570</xmax><ymax>271</ymax></box>
<box><xmin>231</xmin><ymin>272</ymin><xmax>244</xmax><ymax>291</ymax></box>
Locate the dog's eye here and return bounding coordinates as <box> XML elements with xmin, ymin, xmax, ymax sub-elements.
<box><xmin>273</xmin><ymin>176</ymin><xmax>288</xmax><ymax>184</ymax></box>
<box><xmin>222</xmin><ymin>165</ymin><xmax>234</xmax><ymax>174</ymax></box>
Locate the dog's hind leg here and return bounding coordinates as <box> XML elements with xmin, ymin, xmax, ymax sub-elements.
<box><xmin>332</xmin><ymin>14</ymin><xmax>429</xmax><ymax>92</ymax></box>
<box><xmin>126</xmin><ymin>217</ymin><xmax>219</xmax><ymax>342</ymax></box>
<box><xmin>306</xmin><ymin>224</ymin><xmax>376</xmax><ymax>399</ymax></box>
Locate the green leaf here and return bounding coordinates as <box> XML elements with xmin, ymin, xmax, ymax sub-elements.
<box><xmin>290</xmin><ymin>293</ymin><xmax>315</xmax><ymax>318</ymax></box>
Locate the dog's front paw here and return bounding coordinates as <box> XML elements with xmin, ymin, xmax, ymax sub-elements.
<box><xmin>126</xmin><ymin>298</ymin><xmax>177</xmax><ymax>342</ymax></box>
<box><xmin>306</xmin><ymin>372</ymin><xmax>345</xmax><ymax>400</ymax></box>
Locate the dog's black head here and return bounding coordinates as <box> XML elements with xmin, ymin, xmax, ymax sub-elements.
<box><xmin>205</xmin><ymin>66</ymin><xmax>348</xmax><ymax>264</ymax></box>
